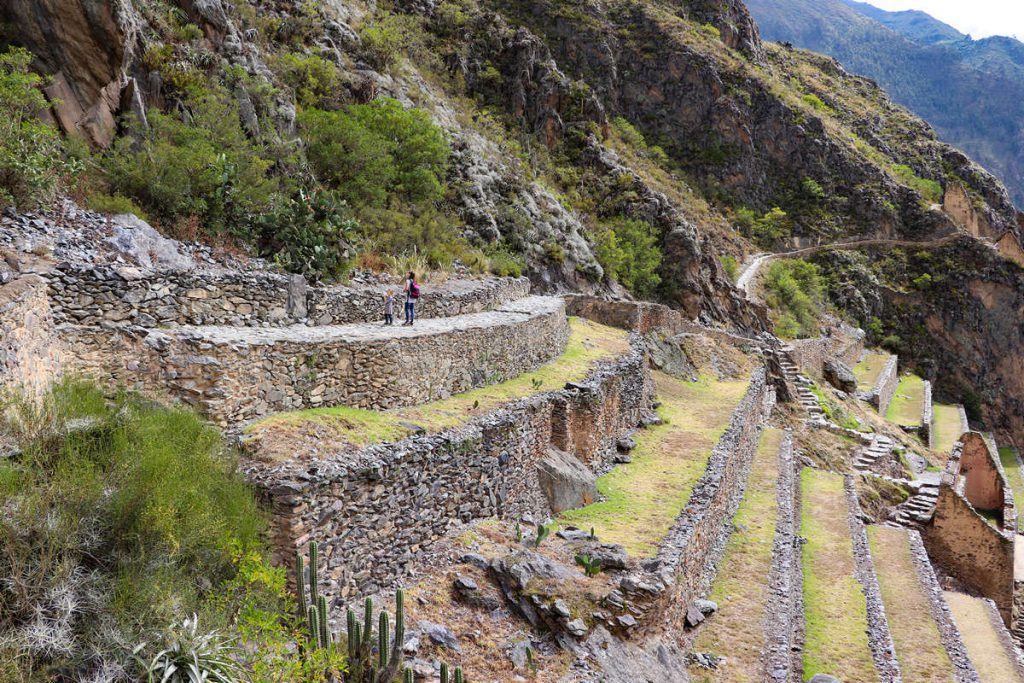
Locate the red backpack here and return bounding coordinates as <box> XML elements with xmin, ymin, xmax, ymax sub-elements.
<box><xmin>410</xmin><ymin>281</ymin><xmax>421</xmax><ymax>299</ymax></box>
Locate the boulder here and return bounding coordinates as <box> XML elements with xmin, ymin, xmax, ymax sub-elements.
<box><xmin>416</xmin><ymin>621</ymin><xmax>460</xmax><ymax>651</ymax></box>
<box><xmin>536</xmin><ymin>447</ymin><xmax>597</xmax><ymax>514</ymax></box>
<box><xmin>824</xmin><ymin>359</ymin><xmax>857</xmax><ymax>393</ymax></box>
<box><xmin>105</xmin><ymin>214</ymin><xmax>194</xmax><ymax>272</ymax></box>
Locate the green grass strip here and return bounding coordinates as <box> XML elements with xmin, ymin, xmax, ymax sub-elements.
<box><xmin>852</xmin><ymin>352</ymin><xmax>891</xmax><ymax>392</ymax></box>
<box><xmin>801</xmin><ymin>469</ymin><xmax>878</xmax><ymax>682</ymax></box>
<box><xmin>932</xmin><ymin>403</ymin><xmax>964</xmax><ymax>454</ymax></box>
<box><xmin>559</xmin><ymin>371</ymin><xmax>749</xmax><ymax>557</ymax></box>
<box><xmin>886</xmin><ymin>374</ymin><xmax>925</xmax><ymax>427</ymax></box>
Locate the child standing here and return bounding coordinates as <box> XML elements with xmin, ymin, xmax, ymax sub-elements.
<box><xmin>383</xmin><ymin>289</ymin><xmax>395</xmax><ymax>326</ymax></box>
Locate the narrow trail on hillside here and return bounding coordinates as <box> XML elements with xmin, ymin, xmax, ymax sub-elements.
<box><xmin>736</xmin><ymin>233</ymin><xmax>966</xmax><ymax>300</ymax></box>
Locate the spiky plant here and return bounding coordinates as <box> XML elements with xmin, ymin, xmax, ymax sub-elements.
<box><xmin>143</xmin><ymin>614</ymin><xmax>243</xmax><ymax>683</ymax></box>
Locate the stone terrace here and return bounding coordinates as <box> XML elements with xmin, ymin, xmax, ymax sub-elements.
<box><xmin>64</xmin><ymin>296</ymin><xmax>569</xmax><ymax>426</ymax></box>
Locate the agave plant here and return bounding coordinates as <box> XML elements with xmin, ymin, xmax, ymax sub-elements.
<box><xmin>143</xmin><ymin>614</ymin><xmax>244</xmax><ymax>683</ymax></box>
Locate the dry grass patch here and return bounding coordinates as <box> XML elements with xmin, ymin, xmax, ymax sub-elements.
<box><xmin>886</xmin><ymin>374</ymin><xmax>925</xmax><ymax>426</ymax></box>
<box><xmin>801</xmin><ymin>469</ymin><xmax>877</xmax><ymax>682</ymax></box>
<box><xmin>867</xmin><ymin>526</ymin><xmax>954</xmax><ymax>682</ymax></box>
<box><xmin>944</xmin><ymin>591</ymin><xmax>1024</xmax><ymax>683</ymax></box>
<box><xmin>689</xmin><ymin>428</ymin><xmax>783</xmax><ymax>682</ymax></box>
<box><xmin>559</xmin><ymin>371</ymin><xmax>750</xmax><ymax>557</ymax></box>
<box><xmin>247</xmin><ymin>317</ymin><xmax>629</xmax><ymax>460</ymax></box>
<box><xmin>933</xmin><ymin>403</ymin><xmax>965</xmax><ymax>454</ymax></box>
<box><xmin>852</xmin><ymin>352</ymin><xmax>891</xmax><ymax>392</ymax></box>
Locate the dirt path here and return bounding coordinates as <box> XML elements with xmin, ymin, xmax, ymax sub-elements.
<box><xmin>736</xmin><ymin>233</ymin><xmax>965</xmax><ymax>300</ymax></box>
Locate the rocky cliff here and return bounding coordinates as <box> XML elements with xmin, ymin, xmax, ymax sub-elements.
<box><xmin>5</xmin><ymin>0</ymin><xmax>1024</xmax><ymax>436</ymax></box>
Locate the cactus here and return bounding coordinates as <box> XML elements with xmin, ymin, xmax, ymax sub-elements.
<box><xmin>378</xmin><ymin>612</ymin><xmax>389</xmax><ymax>669</ymax></box>
<box><xmin>515</xmin><ymin>521</ymin><xmax>522</xmax><ymax>543</ymax></box>
<box><xmin>440</xmin><ymin>662</ymin><xmax>449</xmax><ymax>683</ymax></box>
<box><xmin>454</xmin><ymin>667</ymin><xmax>464</xmax><ymax>683</ymax></box>
<box><xmin>404</xmin><ymin>668</ymin><xmax>413</xmax><ymax>683</ymax></box>
<box><xmin>534</xmin><ymin>522</ymin><xmax>551</xmax><ymax>547</ymax></box>
<box><xmin>309</xmin><ymin>541</ymin><xmax>320</xmax><ymax>607</ymax></box>
<box><xmin>575</xmin><ymin>553</ymin><xmax>603</xmax><ymax>577</ymax></box>
<box><xmin>318</xmin><ymin>594</ymin><xmax>329</xmax><ymax>647</ymax></box>
<box><xmin>295</xmin><ymin>552</ymin><xmax>307</xmax><ymax>611</ymax></box>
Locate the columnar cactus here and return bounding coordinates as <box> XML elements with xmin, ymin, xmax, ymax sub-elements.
<box><xmin>293</xmin><ymin>543</ymin><xmax>464</xmax><ymax>682</ymax></box>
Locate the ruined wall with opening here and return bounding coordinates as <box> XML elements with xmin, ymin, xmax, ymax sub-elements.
<box><xmin>243</xmin><ymin>342</ymin><xmax>654</xmax><ymax>600</ymax></box>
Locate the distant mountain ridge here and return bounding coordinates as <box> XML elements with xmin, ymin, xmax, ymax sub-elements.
<box><xmin>746</xmin><ymin>0</ymin><xmax>1024</xmax><ymax>207</ymax></box>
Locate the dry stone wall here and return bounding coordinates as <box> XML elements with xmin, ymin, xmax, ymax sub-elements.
<box><xmin>867</xmin><ymin>354</ymin><xmax>898</xmax><ymax>413</ymax></box>
<box><xmin>922</xmin><ymin>380</ymin><xmax>935</xmax><ymax>448</ymax></box>
<box><xmin>47</xmin><ymin>262</ymin><xmax>529</xmax><ymax>328</ymax></box>
<box><xmin>604</xmin><ymin>368</ymin><xmax>774</xmax><ymax>636</ymax></box>
<box><xmin>243</xmin><ymin>340</ymin><xmax>653</xmax><ymax>599</ymax></box>
<box><xmin>64</xmin><ymin>296</ymin><xmax>569</xmax><ymax>426</ymax></box>
<box><xmin>785</xmin><ymin>323</ymin><xmax>865</xmax><ymax>378</ymax></box>
<box><xmin>0</xmin><ymin>274</ymin><xmax>63</xmax><ymax>399</ymax></box>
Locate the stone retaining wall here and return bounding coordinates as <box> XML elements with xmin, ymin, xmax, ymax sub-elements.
<box><xmin>922</xmin><ymin>380</ymin><xmax>935</xmax><ymax>448</ymax></box>
<box><xmin>925</xmin><ymin>435</ymin><xmax>1016</xmax><ymax>624</ymax></box>
<box><xmin>0</xmin><ymin>275</ymin><xmax>63</xmax><ymax>399</ymax></box>
<box><xmin>563</xmin><ymin>295</ymin><xmax>689</xmax><ymax>335</ymax></box>
<box><xmin>763</xmin><ymin>430</ymin><xmax>804</xmax><ymax>683</ymax></box>
<box><xmin>63</xmin><ymin>297</ymin><xmax>569</xmax><ymax>426</ymax></box>
<box><xmin>243</xmin><ymin>340</ymin><xmax>653</xmax><ymax>600</ymax></box>
<box><xmin>843</xmin><ymin>476</ymin><xmax>902</xmax><ymax>681</ymax></box>
<box><xmin>48</xmin><ymin>262</ymin><xmax>529</xmax><ymax>327</ymax></box>
<box><xmin>870</xmin><ymin>354</ymin><xmax>899</xmax><ymax>414</ymax></box>
<box><xmin>611</xmin><ymin>368</ymin><xmax>773</xmax><ymax>635</ymax></box>
<box><xmin>906</xmin><ymin>531</ymin><xmax>980</xmax><ymax>683</ymax></box>
<box><xmin>786</xmin><ymin>323</ymin><xmax>865</xmax><ymax>378</ymax></box>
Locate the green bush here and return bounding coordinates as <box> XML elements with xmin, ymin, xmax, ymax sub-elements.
<box><xmin>358</xmin><ymin>14</ymin><xmax>411</xmax><ymax>71</ymax></box>
<box><xmin>486</xmin><ymin>244</ymin><xmax>526</xmax><ymax>277</ymax></box>
<box><xmin>85</xmin><ymin>192</ymin><xmax>150</xmax><ymax>220</ymax></box>
<box><xmin>101</xmin><ymin>91</ymin><xmax>277</xmax><ymax>238</ymax></box>
<box><xmin>255</xmin><ymin>189</ymin><xmax>359</xmax><ymax>281</ymax></box>
<box><xmin>801</xmin><ymin>93</ymin><xmax>830</xmax><ymax>112</ymax></box>
<box><xmin>0</xmin><ymin>47</ymin><xmax>76</xmax><ymax>211</ymax></box>
<box><xmin>720</xmin><ymin>254</ymin><xmax>739</xmax><ymax>282</ymax></box>
<box><xmin>735</xmin><ymin>206</ymin><xmax>790</xmax><ymax>248</ymax></box>
<box><xmin>594</xmin><ymin>216</ymin><xmax>663</xmax><ymax>297</ymax></box>
<box><xmin>0</xmin><ymin>380</ymin><xmax>265</xmax><ymax>680</ymax></box>
<box><xmin>763</xmin><ymin>258</ymin><xmax>825</xmax><ymax>338</ymax></box>
<box><xmin>891</xmin><ymin>164</ymin><xmax>943</xmax><ymax>204</ymax></box>
<box><xmin>272</xmin><ymin>51</ymin><xmax>340</xmax><ymax>108</ymax></box>
<box><xmin>299</xmin><ymin>98</ymin><xmax>450</xmax><ymax>209</ymax></box>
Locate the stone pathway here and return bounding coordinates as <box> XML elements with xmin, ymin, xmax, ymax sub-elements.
<box><xmin>161</xmin><ymin>295</ymin><xmax>564</xmax><ymax>346</ymax></box>
<box><xmin>778</xmin><ymin>349</ymin><xmax>826</xmax><ymax>422</ymax></box>
<box><xmin>854</xmin><ymin>434</ymin><xmax>897</xmax><ymax>474</ymax></box>
<box><xmin>892</xmin><ymin>471</ymin><xmax>942</xmax><ymax>528</ymax></box>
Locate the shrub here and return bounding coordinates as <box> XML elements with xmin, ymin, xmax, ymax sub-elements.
<box><xmin>802</xmin><ymin>176</ymin><xmax>825</xmax><ymax>201</ymax></box>
<box><xmin>254</xmin><ymin>189</ymin><xmax>359</xmax><ymax>281</ymax></box>
<box><xmin>358</xmin><ymin>14</ymin><xmax>411</xmax><ymax>71</ymax></box>
<box><xmin>0</xmin><ymin>47</ymin><xmax>76</xmax><ymax>211</ymax></box>
<box><xmin>299</xmin><ymin>98</ymin><xmax>450</xmax><ymax>209</ymax></box>
<box><xmin>0</xmin><ymin>380</ymin><xmax>266</xmax><ymax>680</ymax></box>
<box><xmin>801</xmin><ymin>93</ymin><xmax>830</xmax><ymax>112</ymax></box>
<box><xmin>763</xmin><ymin>258</ymin><xmax>824</xmax><ymax>338</ymax></box>
<box><xmin>101</xmin><ymin>92</ymin><xmax>277</xmax><ymax>239</ymax></box>
<box><xmin>593</xmin><ymin>216</ymin><xmax>663</xmax><ymax>297</ymax></box>
<box><xmin>86</xmin><ymin>192</ymin><xmax>150</xmax><ymax>220</ymax></box>
<box><xmin>891</xmin><ymin>164</ymin><xmax>943</xmax><ymax>204</ymax></box>
<box><xmin>736</xmin><ymin>206</ymin><xmax>790</xmax><ymax>248</ymax></box>
<box><xmin>486</xmin><ymin>244</ymin><xmax>526</xmax><ymax>277</ymax></box>
<box><xmin>142</xmin><ymin>615</ymin><xmax>244</xmax><ymax>683</ymax></box>
<box><xmin>272</xmin><ymin>51</ymin><xmax>340</xmax><ymax>108</ymax></box>
<box><xmin>720</xmin><ymin>254</ymin><xmax>739</xmax><ymax>282</ymax></box>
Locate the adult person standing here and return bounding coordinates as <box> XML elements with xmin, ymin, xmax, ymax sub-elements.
<box><xmin>403</xmin><ymin>271</ymin><xmax>420</xmax><ymax>325</ymax></box>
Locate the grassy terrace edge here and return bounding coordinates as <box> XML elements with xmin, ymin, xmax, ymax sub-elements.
<box><xmin>245</xmin><ymin>317</ymin><xmax>631</xmax><ymax>458</ymax></box>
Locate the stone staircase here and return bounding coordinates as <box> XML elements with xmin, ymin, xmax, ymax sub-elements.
<box><xmin>778</xmin><ymin>348</ymin><xmax>826</xmax><ymax>422</ymax></box>
<box><xmin>854</xmin><ymin>433</ymin><xmax>897</xmax><ymax>474</ymax></box>
<box><xmin>892</xmin><ymin>474</ymin><xmax>942</xmax><ymax>528</ymax></box>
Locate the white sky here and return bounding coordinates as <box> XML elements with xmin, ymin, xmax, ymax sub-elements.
<box><xmin>862</xmin><ymin>0</ymin><xmax>1024</xmax><ymax>40</ymax></box>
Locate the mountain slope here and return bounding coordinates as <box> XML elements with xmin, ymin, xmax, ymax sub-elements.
<box><xmin>747</xmin><ymin>0</ymin><xmax>1024</xmax><ymax>207</ymax></box>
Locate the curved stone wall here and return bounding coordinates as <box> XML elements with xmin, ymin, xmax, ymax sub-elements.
<box><xmin>64</xmin><ymin>296</ymin><xmax>570</xmax><ymax>426</ymax></box>
<box><xmin>243</xmin><ymin>340</ymin><xmax>654</xmax><ymax>599</ymax></box>
<box><xmin>47</xmin><ymin>262</ymin><xmax>529</xmax><ymax>327</ymax></box>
